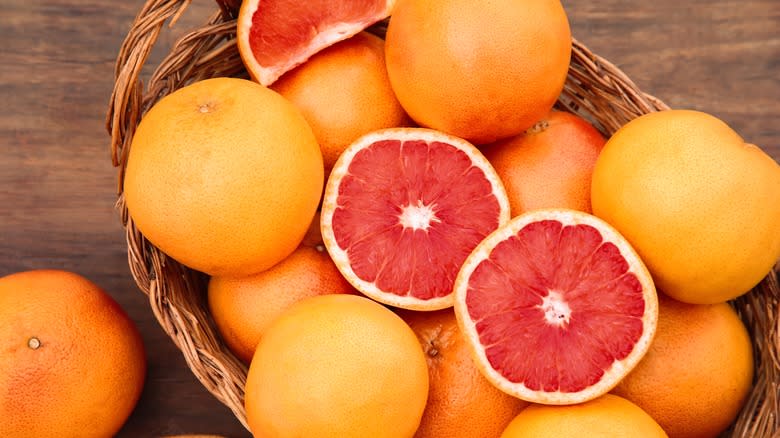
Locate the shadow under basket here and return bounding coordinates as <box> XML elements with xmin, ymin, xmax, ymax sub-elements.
<box><xmin>106</xmin><ymin>0</ymin><xmax>780</xmax><ymax>435</ymax></box>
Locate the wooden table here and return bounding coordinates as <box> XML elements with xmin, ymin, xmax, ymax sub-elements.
<box><xmin>1</xmin><ymin>0</ymin><xmax>777</xmax><ymax>436</ymax></box>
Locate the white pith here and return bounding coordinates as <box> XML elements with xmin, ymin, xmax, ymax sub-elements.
<box><xmin>320</xmin><ymin>128</ymin><xmax>511</xmax><ymax>311</ymax></box>
<box><xmin>452</xmin><ymin>209</ymin><xmax>659</xmax><ymax>405</ymax></box>
<box><xmin>540</xmin><ymin>291</ymin><xmax>571</xmax><ymax>326</ymax></box>
<box><xmin>399</xmin><ymin>201</ymin><xmax>440</xmax><ymax>231</ymax></box>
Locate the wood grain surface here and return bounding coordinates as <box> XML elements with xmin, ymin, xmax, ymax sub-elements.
<box><xmin>0</xmin><ymin>0</ymin><xmax>777</xmax><ymax>436</ymax></box>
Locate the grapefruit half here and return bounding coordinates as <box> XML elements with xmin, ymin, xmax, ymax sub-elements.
<box><xmin>454</xmin><ymin>209</ymin><xmax>658</xmax><ymax>404</ymax></box>
<box><xmin>321</xmin><ymin>128</ymin><xmax>510</xmax><ymax>310</ymax></box>
<box><xmin>237</xmin><ymin>0</ymin><xmax>396</xmax><ymax>86</ymax></box>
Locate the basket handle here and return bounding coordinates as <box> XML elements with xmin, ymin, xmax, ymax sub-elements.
<box><xmin>106</xmin><ymin>0</ymin><xmax>239</xmax><ymax>194</ymax></box>
<box><xmin>563</xmin><ymin>38</ymin><xmax>670</xmax><ymax>136</ymax></box>
<box><xmin>106</xmin><ymin>0</ymin><xmax>189</xmax><ymax>171</ymax></box>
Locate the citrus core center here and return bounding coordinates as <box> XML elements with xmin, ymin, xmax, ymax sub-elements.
<box><xmin>539</xmin><ymin>291</ymin><xmax>571</xmax><ymax>326</ymax></box>
<box><xmin>399</xmin><ymin>201</ymin><xmax>439</xmax><ymax>231</ymax></box>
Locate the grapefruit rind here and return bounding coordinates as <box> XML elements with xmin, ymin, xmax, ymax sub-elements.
<box><xmin>237</xmin><ymin>0</ymin><xmax>396</xmax><ymax>86</ymax></box>
<box><xmin>453</xmin><ymin>209</ymin><xmax>658</xmax><ymax>405</ymax></box>
<box><xmin>321</xmin><ymin>128</ymin><xmax>511</xmax><ymax>311</ymax></box>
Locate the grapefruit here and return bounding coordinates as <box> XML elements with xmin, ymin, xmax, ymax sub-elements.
<box><xmin>123</xmin><ymin>77</ymin><xmax>323</xmax><ymax>277</ymax></box>
<box><xmin>244</xmin><ymin>294</ymin><xmax>429</xmax><ymax>437</ymax></box>
<box><xmin>320</xmin><ymin>128</ymin><xmax>511</xmax><ymax>310</ymax></box>
<box><xmin>612</xmin><ymin>293</ymin><xmax>754</xmax><ymax>438</ymax></box>
<box><xmin>0</xmin><ymin>270</ymin><xmax>146</xmax><ymax>437</ymax></box>
<box><xmin>398</xmin><ymin>308</ymin><xmax>529</xmax><ymax>438</ymax></box>
<box><xmin>208</xmin><ymin>213</ymin><xmax>357</xmax><ymax>364</ymax></box>
<box><xmin>237</xmin><ymin>0</ymin><xmax>396</xmax><ymax>86</ymax></box>
<box><xmin>454</xmin><ymin>209</ymin><xmax>658</xmax><ymax>405</ymax></box>
<box><xmin>500</xmin><ymin>394</ymin><xmax>668</xmax><ymax>438</ymax></box>
<box><xmin>482</xmin><ymin>110</ymin><xmax>606</xmax><ymax>215</ymax></box>
<box><xmin>384</xmin><ymin>0</ymin><xmax>572</xmax><ymax>143</ymax></box>
<box><xmin>271</xmin><ymin>32</ymin><xmax>410</xmax><ymax>174</ymax></box>
<box><xmin>591</xmin><ymin>109</ymin><xmax>780</xmax><ymax>304</ymax></box>
<box><xmin>208</xmin><ymin>245</ymin><xmax>357</xmax><ymax>364</ymax></box>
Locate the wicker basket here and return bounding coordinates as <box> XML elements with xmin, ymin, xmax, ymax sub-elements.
<box><xmin>106</xmin><ymin>0</ymin><xmax>779</xmax><ymax>435</ymax></box>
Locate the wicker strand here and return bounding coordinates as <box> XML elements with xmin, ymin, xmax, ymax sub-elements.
<box><xmin>106</xmin><ymin>1</ymin><xmax>779</xmax><ymax>435</ymax></box>
<box><xmin>107</xmin><ymin>0</ymin><xmax>252</xmax><ymax>426</ymax></box>
<box><xmin>145</xmin><ymin>15</ymin><xmax>242</xmax><ymax>107</ymax></box>
<box><xmin>731</xmin><ymin>271</ymin><xmax>780</xmax><ymax>438</ymax></box>
<box><xmin>106</xmin><ymin>0</ymin><xmax>191</xmax><ymax>185</ymax></box>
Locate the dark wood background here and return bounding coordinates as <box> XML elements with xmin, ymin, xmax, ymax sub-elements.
<box><xmin>1</xmin><ymin>0</ymin><xmax>777</xmax><ymax>436</ymax></box>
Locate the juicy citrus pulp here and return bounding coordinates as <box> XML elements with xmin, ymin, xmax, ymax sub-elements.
<box><xmin>454</xmin><ymin>209</ymin><xmax>658</xmax><ymax>404</ymax></box>
<box><xmin>237</xmin><ymin>0</ymin><xmax>396</xmax><ymax>85</ymax></box>
<box><xmin>321</xmin><ymin>128</ymin><xmax>510</xmax><ymax>310</ymax></box>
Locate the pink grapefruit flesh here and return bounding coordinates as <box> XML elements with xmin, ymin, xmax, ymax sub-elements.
<box><xmin>321</xmin><ymin>128</ymin><xmax>510</xmax><ymax>310</ymax></box>
<box><xmin>454</xmin><ymin>209</ymin><xmax>658</xmax><ymax>404</ymax></box>
<box><xmin>237</xmin><ymin>0</ymin><xmax>395</xmax><ymax>86</ymax></box>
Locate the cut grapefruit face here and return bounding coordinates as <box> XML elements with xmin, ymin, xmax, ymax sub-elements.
<box><xmin>321</xmin><ymin>128</ymin><xmax>510</xmax><ymax>310</ymax></box>
<box><xmin>237</xmin><ymin>0</ymin><xmax>396</xmax><ymax>86</ymax></box>
<box><xmin>454</xmin><ymin>209</ymin><xmax>658</xmax><ymax>405</ymax></box>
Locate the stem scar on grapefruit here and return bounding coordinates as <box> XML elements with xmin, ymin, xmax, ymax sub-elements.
<box><xmin>237</xmin><ymin>0</ymin><xmax>396</xmax><ymax>86</ymax></box>
<box><xmin>453</xmin><ymin>209</ymin><xmax>658</xmax><ymax>405</ymax></box>
<box><xmin>320</xmin><ymin>128</ymin><xmax>511</xmax><ymax>310</ymax></box>
<box><xmin>397</xmin><ymin>308</ymin><xmax>529</xmax><ymax>438</ymax></box>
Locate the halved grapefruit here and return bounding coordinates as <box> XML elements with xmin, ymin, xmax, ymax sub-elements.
<box><xmin>454</xmin><ymin>209</ymin><xmax>658</xmax><ymax>405</ymax></box>
<box><xmin>237</xmin><ymin>0</ymin><xmax>396</xmax><ymax>86</ymax></box>
<box><xmin>320</xmin><ymin>128</ymin><xmax>511</xmax><ymax>310</ymax></box>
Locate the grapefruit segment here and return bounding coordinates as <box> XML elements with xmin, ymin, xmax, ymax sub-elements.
<box><xmin>237</xmin><ymin>0</ymin><xmax>396</xmax><ymax>86</ymax></box>
<box><xmin>321</xmin><ymin>128</ymin><xmax>510</xmax><ymax>310</ymax></box>
<box><xmin>454</xmin><ymin>209</ymin><xmax>658</xmax><ymax>404</ymax></box>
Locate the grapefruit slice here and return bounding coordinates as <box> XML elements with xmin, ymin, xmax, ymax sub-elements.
<box><xmin>237</xmin><ymin>0</ymin><xmax>396</xmax><ymax>86</ymax></box>
<box><xmin>453</xmin><ymin>209</ymin><xmax>658</xmax><ymax>405</ymax></box>
<box><xmin>321</xmin><ymin>128</ymin><xmax>511</xmax><ymax>310</ymax></box>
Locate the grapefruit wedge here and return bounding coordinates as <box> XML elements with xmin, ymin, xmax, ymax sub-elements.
<box><xmin>454</xmin><ymin>209</ymin><xmax>658</xmax><ymax>405</ymax></box>
<box><xmin>321</xmin><ymin>128</ymin><xmax>511</xmax><ymax>310</ymax></box>
<box><xmin>237</xmin><ymin>0</ymin><xmax>396</xmax><ymax>86</ymax></box>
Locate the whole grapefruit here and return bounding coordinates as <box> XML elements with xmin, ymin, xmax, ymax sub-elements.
<box><xmin>385</xmin><ymin>0</ymin><xmax>571</xmax><ymax>144</ymax></box>
<box><xmin>124</xmin><ymin>77</ymin><xmax>323</xmax><ymax>277</ymax></box>
<box><xmin>482</xmin><ymin>110</ymin><xmax>606</xmax><ymax>215</ymax></box>
<box><xmin>208</xmin><ymin>218</ymin><xmax>356</xmax><ymax>364</ymax></box>
<box><xmin>398</xmin><ymin>309</ymin><xmax>528</xmax><ymax>438</ymax></box>
<box><xmin>612</xmin><ymin>293</ymin><xmax>754</xmax><ymax>438</ymax></box>
<box><xmin>0</xmin><ymin>270</ymin><xmax>146</xmax><ymax>437</ymax></box>
<box><xmin>244</xmin><ymin>294</ymin><xmax>429</xmax><ymax>437</ymax></box>
<box><xmin>500</xmin><ymin>394</ymin><xmax>668</xmax><ymax>438</ymax></box>
<box><xmin>591</xmin><ymin>109</ymin><xmax>780</xmax><ymax>304</ymax></box>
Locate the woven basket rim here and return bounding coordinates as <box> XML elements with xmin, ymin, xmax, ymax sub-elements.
<box><xmin>106</xmin><ymin>0</ymin><xmax>780</xmax><ymax>435</ymax></box>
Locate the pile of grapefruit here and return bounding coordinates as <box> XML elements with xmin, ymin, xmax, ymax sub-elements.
<box><xmin>127</xmin><ymin>0</ymin><xmax>780</xmax><ymax>436</ymax></box>
<box><xmin>2</xmin><ymin>0</ymin><xmax>777</xmax><ymax>436</ymax></box>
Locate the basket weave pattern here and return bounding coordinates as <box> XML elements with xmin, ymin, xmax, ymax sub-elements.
<box><xmin>107</xmin><ymin>0</ymin><xmax>780</xmax><ymax>435</ymax></box>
